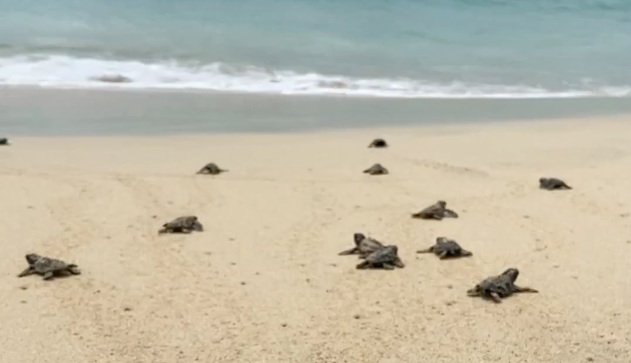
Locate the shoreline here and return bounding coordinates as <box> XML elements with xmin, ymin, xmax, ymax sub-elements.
<box><xmin>2</xmin><ymin>87</ymin><xmax>631</xmax><ymax>136</ymax></box>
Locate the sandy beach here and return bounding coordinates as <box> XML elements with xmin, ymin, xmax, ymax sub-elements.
<box><xmin>1</xmin><ymin>116</ymin><xmax>631</xmax><ymax>363</ymax></box>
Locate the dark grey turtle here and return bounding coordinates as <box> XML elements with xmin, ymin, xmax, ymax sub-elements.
<box><xmin>412</xmin><ymin>200</ymin><xmax>459</xmax><ymax>220</ymax></box>
<box><xmin>17</xmin><ymin>253</ymin><xmax>81</xmax><ymax>280</ymax></box>
<box><xmin>539</xmin><ymin>177</ymin><xmax>571</xmax><ymax>190</ymax></box>
<box><xmin>417</xmin><ymin>237</ymin><xmax>472</xmax><ymax>259</ymax></box>
<box><xmin>197</xmin><ymin>163</ymin><xmax>228</xmax><ymax>175</ymax></box>
<box><xmin>158</xmin><ymin>215</ymin><xmax>204</xmax><ymax>234</ymax></box>
<box><xmin>467</xmin><ymin>268</ymin><xmax>538</xmax><ymax>303</ymax></box>
<box><xmin>363</xmin><ymin>163</ymin><xmax>388</xmax><ymax>175</ymax></box>
<box><xmin>368</xmin><ymin>138</ymin><xmax>388</xmax><ymax>148</ymax></box>
<box><xmin>338</xmin><ymin>233</ymin><xmax>384</xmax><ymax>258</ymax></box>
<box><xmin>0</xmin><ymin>138</ymin><xmax>9</xmax><ymax>145</ymax></box>
<box><xmin>356</xmin><ymin>245</ymin><xmax>405</xmax><ymax>270</ymax></box>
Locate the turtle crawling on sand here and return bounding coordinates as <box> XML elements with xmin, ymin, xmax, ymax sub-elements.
<box><xmin>363</xmin><ymin>163</ymin><xmax>389</xmax><ymax>175</ymax></box>
<box><xmin>412</xmin><ymin>200</ymin><xmax>459</xmax><ymax>220</ymax></box>
<box><xmin>339</xmin><ymin>233</ymin><xmax>384</xmax><ymax>258</ymax></box>
<box><xmin>368</xmin><ymin>138</ymin><xmax>388</xmax><ymax>148</ymax></box>
<box><xmin>467</xmin><ymin>268</ymin><xmax>538</xmax><ymax>303</ymax></box>
<box><xmin>197</xmin><ymin>163</ymin><xmax>228</xmax><ymax>175</ymax></box>
<box><xmin>356</xmin><ymin>245</ymin><xmax>405</xmax><ymax>270</ymax></box>
<box><xmin>417</xmin><ymin>237</ymin><xmax>472</xmax><ymax>259</ymax></box>
<box><xmin>17</xmin><ymin>253</ymin><xmax>81</xmax><ymax>280</ymax></box>
<box><xmin>0</xmin><ymin>138</ymin><xmax>9</xmax><ymax>145</ymax></box>
<box><xmin>539</xmin><ymin>177</ymin><xmax>571</xmax><ymax>190</ymax></box>
<box><xmin>159</xmin><ymin>215</ymin><xmax>204</xmax><ymax>234</ymax></box>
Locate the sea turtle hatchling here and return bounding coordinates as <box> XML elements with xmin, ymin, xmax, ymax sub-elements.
<box><xmin>158</xmin><ymin>215</ymin><xmax>204</xmax><ymax>234</ymax></box>
<box><xmin>368</xmin><ymin>138</ymin><xmax>388</xmax><ymax>148</ymax></box>
<box><xmin>467</xmin><ymin>268</ymin><xmax>538</xmax><ymax>303</ymax></box>
<box><xmin>412</xmin><ymin>200</ymin><xmax>459</xmax><ymax>220</ymax></box>
<box><xmin>197</xmin><ymin>163</ymin><xmax>228</xmax><ymax>175</ymax></box>
<box><xmin>539</xmin><ymin>177</ymin><xmax>571</xmax><ymax>190</ymax></box>
<box><xmin>356</xmin><ymin>245</ymin><xmax>405</xmax><ymax>270</ymax></box>
<box><xmin>17</xmin><ymin>253</ymin><xmax>81</xmax><ymax>280</ymax></box>
<box><xmin>363</xmin><ymin>163</ymin><xmax>389</xmax><ymax>175</ymax></box>
<box><xmin>0</xmin><ymin>138</ymin><xmax>9</xmax><ymax>145</ymax></box>
<box><xmin>338</xmin><ymin>233</ymin><xmax>384</xmax><ymax>258</ymax></box>
<box><xmin>417</xmin><ymin>237</ymin><xmax>472</xmax><ymax>259</ymax></box>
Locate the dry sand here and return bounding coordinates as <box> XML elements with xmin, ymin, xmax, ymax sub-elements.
<box><xmin>1</xmin><ymin>116</ymin><xmax>630</xmax><ymax>362</ymax></box>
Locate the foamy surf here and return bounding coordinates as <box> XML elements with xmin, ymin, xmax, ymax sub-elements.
<box><xmin>0</xmin><ymin>55</ymin><xmax>629</xmax><ymax>99</ymax></box>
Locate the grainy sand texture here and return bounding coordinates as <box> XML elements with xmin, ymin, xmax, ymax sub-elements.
<box><xmin>1</xmin><ymin>116</ymin><xmax>630</xmax><ymax>363</ymax></box>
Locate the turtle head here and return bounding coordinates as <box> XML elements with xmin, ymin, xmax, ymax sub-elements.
<box><xmin>387</xmin><ymin>245</ymin><xmax>398</xmax><ymax>255</ymax></box>
<box><xmin>539</xmin><ymin>177</ymin><xmax>547</xmax><ymax>184</ymax></box>
<box><xmin>353</xmin><ymin>233</ymin><xmax>366</xmax><ymax>246</ymax></box>
<box><xmin>502</xmin><ymin>268</ymin><xmax>520</xmax><ymax>282</ymax></box>
<box><xmin>437</xmin><ymin>200</ymin><xmax>447</xmax><ymax>208</ymax></box>
<box><xmin>25</xmin><ymin>253</ymin><xmax>41</xmax><ymax>265</ymax></box>
<box><xmin>436</xmin><ymin>237</ymin><xmax>449</xmax><ymax>244</ymax></box>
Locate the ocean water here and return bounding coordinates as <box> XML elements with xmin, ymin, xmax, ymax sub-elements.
<box><xmin>0</xmin><ymin>0</ymin><xmax>630</xmax><ymax>98</ymax></box>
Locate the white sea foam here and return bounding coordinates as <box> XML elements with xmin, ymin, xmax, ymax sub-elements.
<box><xmin>0</xmin><ymin>55</ymin><xmax>629</xmax><ymax>99</ymax></box>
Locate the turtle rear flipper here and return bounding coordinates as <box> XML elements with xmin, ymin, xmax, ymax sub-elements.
<box><xmin>67</xmin><ymin>265</ymin><xmax>81</xmax><ymax>275</ymax></box>
<box><xmin>338</xmin><ymin>247</ymin><xmax>359</xmax><ymax>255</ymax></box>
<box><xmin>486</xmin><ymin>292</ymin><xmax>502</xmax><ymax>303</ymax></box>
<box><xmin>43</xmin><ymin>271</ymin><xmax>55</xmax><ymax>280</ymax></box>
<box><xmin>466</xmin><ymin>286</ymin><xmax>481</xmax><ymax>297</ymax></box>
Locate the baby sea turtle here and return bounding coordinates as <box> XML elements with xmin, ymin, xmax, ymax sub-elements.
<box><xmin>539</xmin><ymin>177</ymin><xmax>571</xmax><ymax>190</ymax></box>
<box><xmin>363</xmin><ymin>163</ymin><xmax>389</xmax><ymax>175</ymax></box>
<box><xmin>356</xmin><ymin>245</ymin><xmax>405</xmax><ymax>270</ymax></box>
<box><xmin>412</xmin><ymin>200</ymin><xmax>459</xmax><ymax>220</ymax></box>
<box><xmin>17</xmin><ymin>253</ymin><xmax>81</xmax><ymax>280</ymax></box>
<box><xmin>197</xmin><ymin>163</ymin><xmax>228</xmax><ymax>175</ymax></box>
<box><xmin>338</xmin><ymin>233</ymin><xmax>384</xmax><ymax>257</ymax></box>
<box><xmin>368</xmin><ymin>138</ymin><xmax>388</xmax><ymax>148</ymax></box>
<box><xmin>159</xmin><ymin>215</ymin><xmax>204</xmax><ymax>234</ymax></box>
<box><xmin>0</xmin><ymin>138</ymin><xmax>9</xmax><ymax>145</ymax></box>
<box><xmin>467</xmin><ymin>268</ymin><xmax>538</xmax><ymax>303</ymax></box>
<box><xmin>417</xmin><ymin>237</ymin><xmax>472</xmax><ymax>259</ymax></box>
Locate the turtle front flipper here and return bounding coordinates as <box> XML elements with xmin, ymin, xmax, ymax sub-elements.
<box><xmin>17</xmin><ymin>267</ymin><xmax>34</xmax><ymax>278</ymax></box>
<box><xmin>393</xmin><ymin>258</ymin><xmax>405</xmax><ymax>268</ymax></box>
<box><xmin>382</xmin><ymin>263</ymin><xmax>395</xmax><ymax>270</ymax></box>
<box><xmin>158</xmin><ymin>227</ymin><xmax>170</xmax><ymax>234</ymax></box>
<box><xmin>416</xmin><ymin>246</ymin><xmax>433</xmax><ymax>254</ymax></box>
<box><xmin>356</xmin><ymin>261</ymin><xmax>370</xmax><ymax>269</ymax></box>
<box><xmin>443</xmin><ymin>209</ymin><xmax>459</xmax><ymax>218</ymax></box>
<box><xmin>460</xmin><ymin>250</ymin><xmax>473</xmax><ymax>257</ymax></box>
<box><xmin>438</xmin><ymin>250</ymin><xmax>449</xmax><ymax>259</ymax></box>
<box><xmin>514</xmin><ymin>285</ymin><xmax>538</xmax><ymax>293</ymax></box>
<box><xmin>338</xmin><ymin>247</ymin><xmax>359</xmax><ymax>255</ymax></box>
